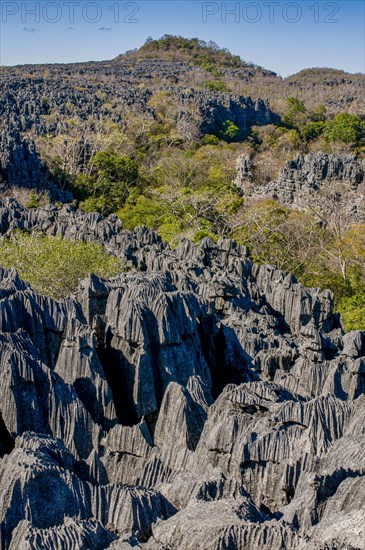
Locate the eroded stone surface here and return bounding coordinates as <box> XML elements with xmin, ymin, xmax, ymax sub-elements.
<box><xmin>0</xmin><ymin>201</ymin><xmax>363</xmax><ymax>549</ymax></box>
<box><xmin>236</xmin><ymin>152</ymin><xmax>365</xmax><ymax>223</ymax></box>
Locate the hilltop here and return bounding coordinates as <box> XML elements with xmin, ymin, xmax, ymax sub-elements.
<box><xmin>2</xmin><ymin>35</ymin><xmax>363</xmax><ymax>114</ymax></box>
<box><xmin>117</xmin><ymin>35</ymin><xmax>277</xmax><ymax>76</ymax></box>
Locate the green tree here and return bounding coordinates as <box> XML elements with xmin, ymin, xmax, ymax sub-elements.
<box><xmin>74</xmin><ymin>149</ymin><xmax>141</xmax><ymax>215</ymax></box>
<box><xmin>302</xmin><ymin>121</ymin><xmax>325</xmax><ymax>141</ymax></box>
<box><xmin>117</xmin><ymin>189</ymin><xmax>170</xmax><ymax>231</ymax></box>
<box><xmin>90</xmin><ymin>149</ymin><xmax>139</xmax><ymax>186</ymax></box>
<box><xmin>220</xmin><ymin>120</ymin><xmax>240</xmax><ymax>142</ymax></box>
<box><xmin>282</xmin><ymin>97</ymin><xmax>307</xmax><ymax>129</ymax></box>
<box><xmin>204</xmin><ymin>80</ymin><xmax>228</xmax><ymax>92</ymax></box>
<box><xmin>323</xmin><ymin>113</ymin><xmax>365</xmax><ymax>145</ymax></box>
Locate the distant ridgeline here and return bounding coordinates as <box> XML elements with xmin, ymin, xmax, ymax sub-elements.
<box><xmin>0</xmin><ymin>35</ymin><xmax>363</xmax><ymax>201</ymax></box>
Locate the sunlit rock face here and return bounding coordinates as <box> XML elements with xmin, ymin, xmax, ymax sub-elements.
<box><xmin>0</xmin><ymin>63</ymin><xmax>276</xmax><ymax>200</ymax></box>
<box><xmin>236</xmin><ymin>152</ymin><xmax>365</xmax><ymax>223</ymax></box>
<box><xmin>0</xmin><ymin>200</ymin><xmax>364</xmax><ymax>549</ymax></box>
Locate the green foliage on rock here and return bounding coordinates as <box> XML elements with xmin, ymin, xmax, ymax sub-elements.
<box><xmin>72</xmin><ymin>149</ymin><xmax>141</xmax><ymax>215</ymax></box>
<box><xmin>131</xmin><ymin>35</ymin><xmax>243</xmax><ymax>69</ymax></box>
<box><xmin>336</xmin><ymin>288</ymin><xmax>365</xmax><ymax>332</ymax></box>
<box><xmin>25</xmin><ymin>190</ymin><xmax>42</xmax><ymax>209</ymax></box>
<box><xmin>323</xmin><ymin>113</ymin><xmax>365</xmax><ymax>145</ymax></box>
<box><xmin>220</xmin><ymin>120</ymin><xmax>240</xmax><ymax>142</ymax></box>
<box><xmin>301</xmin><ymin>264</ymin><xmax>365</xmax><ymax>333</ymax></box>
<box><xmin>202</xmin><ymin>134</ymin><xmax>220</xmax><ymax>145</ymax></box>
<box><xmin>117</xmin><ymin>190</ymin><xmax>170</xmax><ymax>232</ymax></box>
<box><xmin>0</xmin><ymin>232</ymin><xmax>123</xmax><ymax>299</ymax></box>
<box><xmin>204</xmin><ymin>80</ymin><xmax>228</xmax><ymax>92</ymax></box>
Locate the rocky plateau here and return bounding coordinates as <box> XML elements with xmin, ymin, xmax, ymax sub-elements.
<box><xmin>0</xmin><ymin>198</ymin><xmax>363</xmax><ymax>549</ymax></box>
<box><xmin>0</xmin><ymin>41</ymin><xmax>364</xmax><ymax>550</ymax></box>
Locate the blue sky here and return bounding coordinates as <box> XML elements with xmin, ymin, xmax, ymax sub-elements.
<box><xmin>0</xmin><ymin>0</ymin><xmax>364</xmax><ymax>76</ymax></box>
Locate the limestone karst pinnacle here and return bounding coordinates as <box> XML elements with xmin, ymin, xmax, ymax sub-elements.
<box><xmin>0</xmin><ymin>198</ymin><xmax>363</xmax><ymax>549</ymax></box>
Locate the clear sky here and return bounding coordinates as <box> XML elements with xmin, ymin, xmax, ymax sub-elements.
<box><xmin>0</xmin><ymin>0</ymin><xmax>364</xmax><ymax>76</ymax></box>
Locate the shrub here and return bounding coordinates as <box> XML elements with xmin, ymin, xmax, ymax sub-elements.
<box><xmin>204</xmin><ymin>80</ymin><xmax>228</xmax><ymax>92</ymax></box>
<box><xmin>323</xmin><ymin>113</ymin><xmax>365</xmax><ymax>145</ymax></box>
<box><xmin>302</xmin><ymin>121</ymin><xmax>325</xmax><ymax>141</ymax></box>
<box><xmin>202</xmin><ymin>134</ymin><xmax>220</xmax><ymax>145</ymax></box>
<box><xmin>73</xmin><ymin>149</ymin><xmax>141</xmax><ymax>215</ymax></box>
<box><xmin>220</xmin><ymin>120</ymin><xmax>240</xmax><ymax>142</ymax></box>
<box><xmin>25</xmin><ymin>190</ymin><xmax>41</xmax><ymax>209</ymax></box>
<box><xmin>0</xmin><ymin>232</ymin><xmax>123</xmax><ymax>299</ymax></box>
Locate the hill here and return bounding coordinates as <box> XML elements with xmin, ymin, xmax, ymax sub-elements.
<box><xmin>0</xmin><ymin>35</ymin><xmax>364</xmax><ymax>330</ymax></box>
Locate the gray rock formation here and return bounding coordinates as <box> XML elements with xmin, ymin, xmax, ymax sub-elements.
<box><xmin>236</xmin><ymin>152</ymin><xmax>365</xmax><ymax>223</ymax></box>
<box><xmin>0</xmin><ymin>199</ymin><xmax>363</xmax><ymax>549</ymax></box>
<box><xmin>0</xmin><ymin>62</ymin><xmax>276</xmax><ymax>198</ymax></box>
<box><xmin>234</xmin><ymin>154</ymin><xmax>253</xmax><ymax>191</ymax></box>
<box><xmin>168</xmin><ymin>89</ymin><xmax>276</xmax><ymax>140</ymax></box>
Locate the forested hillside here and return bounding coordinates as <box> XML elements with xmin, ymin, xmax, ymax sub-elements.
<box><xmin>0</xmin><ymin>35</ymin><xmax>364</xmax><ymax>328</ymax></box>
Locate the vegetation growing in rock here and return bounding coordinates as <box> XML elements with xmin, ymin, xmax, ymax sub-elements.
<box><xmin>72</xmin><ymin>149</ymin><xmax>141</xmax><ymax>216</ymax></box>
<box><xmin>323</xmin><ymin>113</ymin><xmax>365</xmax><ymax>146</ymax></box>
<box><xmin>232</xmin><ymin>200</ymin><xmax>365</xmax><ymax>331</ymax></box>
<box><xmin>0</xmin><ymin>232</ymin><xmax>123</xmax><ymax>299</ymax></box>
<box><xmin>122</xmin><ymin>35</ymin><xmax>244</xmax><ymax>70</ymax></box>
<box><xmin>1</xmin><ymin>35</ymin><xmax>365</xmax><ymax>329</ymax></box>
<box><xmin>33</xmin><ymin>96</ymin><xmax>365</xmax><ymax>329</ymax></box>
